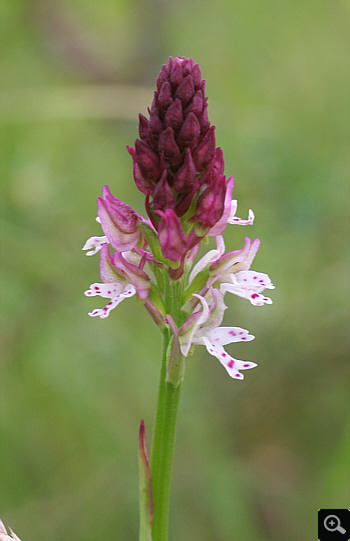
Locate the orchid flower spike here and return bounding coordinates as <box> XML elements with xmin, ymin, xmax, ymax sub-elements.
<box><xmin>83</xmin><ymin>56</ymin><xmax>274</xmax><ymax>382</ymax></box>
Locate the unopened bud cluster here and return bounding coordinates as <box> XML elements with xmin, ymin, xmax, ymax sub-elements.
<box><xmin>127</xmin><ymin>57</ymin><xmax>233</xmax><ymax>269</ymax></box>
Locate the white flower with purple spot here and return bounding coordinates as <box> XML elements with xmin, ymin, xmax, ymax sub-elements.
<box><xmin>178</xmin><ymin>290</ymin><xmax>257</xmax><ymax>380</ymax></box>
<box><xmin>84</xmin><ymin>282</ymin><xmax>136</xmax><ymax>319</ymax></box>
<box><xmin>227</xmin><ymin>199</ymin><xmax>255</xmax><ymax>225</ymax></box>
<box><xmin>220</xmin><ymin>270</ymin><xmax>275</xmax><ymax>306</ymax></box>
<box><xmin>82</xmin><ymin>235</ymin><xmax>109</xmax><ymax>256</ymax></box>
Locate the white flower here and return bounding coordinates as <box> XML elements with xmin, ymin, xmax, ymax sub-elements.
<box><xmin>85</xmin><ymin>282</ymin><xmax>136</xmax><ymax>319</ymax></box>
<box><xmin>195</xmin><ymin>235</ymin><xmax>275</xmax><ymax>307</ymax></box>
<box><xmin>227</xmin><ymin>199</ymin><xmax>255</xmax><ymax>225</ymax></box>
<box><xmin>220</xmin><ymin>270</ymin><xmax>275</xmax><ymax>306</ymax></box>
<box><xmin>82</xmin><ymin>235</ymin><xmax>109</xmax><ymax>256</ymax></box>
<box><xmin>0</xmin><ymin>520</ymin><xmax>22</xmax><ymax>541</ymax></box>
<box><xmin>179</xmin><ymin>290</ymin><xmax>257</xmax><ymax>380</ymax></box>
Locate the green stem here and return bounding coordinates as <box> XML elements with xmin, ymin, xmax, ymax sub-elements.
<box><xmin>150</xmin><ymin>329</ymin><xmax>182</xmax><ymax>541</ymax></box>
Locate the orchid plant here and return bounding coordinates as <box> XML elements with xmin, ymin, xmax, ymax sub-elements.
<box><xmin>83</xmin><ymin>57</ymin><xmax>274</xmax><ymax>541</ymax></box>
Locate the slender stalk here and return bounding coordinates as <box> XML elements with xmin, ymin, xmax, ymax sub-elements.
<box><xmin>150</xmin><ymin>331</ymin><xmax>182</xmax><ymax>541</ymax></box>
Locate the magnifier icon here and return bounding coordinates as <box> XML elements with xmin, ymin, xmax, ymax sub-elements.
<box><xmin>324</xmin><ymin>515</ymin><xmax>346</xmax><ymax>534</ymax></box>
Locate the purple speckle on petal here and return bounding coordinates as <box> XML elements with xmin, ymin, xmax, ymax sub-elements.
<box><xmin>244</xmin><ymin>363</ymin><xmax>250</xmax><ymax>367</ymax></box>
<box><xmin>222</xmin><ymin>353</ymin><xmax>226</xmax><ymax>357</ymax></box>
<box><xmin>242</xmin><ymin>337</ymin><xmax>247</xmax><ymax>340</ymax></box>
<box><xmin>235</xmin><ymin>373</ymin><xmax>241</xmax><ymax>378</ymax></box>
<box><xmin>251</xmin><ymin>293</ymin><xmax>259</xmax><ymax>299</ymax></box>
<box><xmin>227</xmin><ymin>360</ymin><xmax>234</xmax><ymax>368</ymax></box>
<box><xmin>229</xmin><ymin>330</ymin><xmax>236</xmax><ymax>336</ymax></box>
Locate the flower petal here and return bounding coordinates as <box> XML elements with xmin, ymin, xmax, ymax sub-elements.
<box><xmin>0</xmin><ymin>520</ymin><xmax>22</xmax><ymax>541</ymax></box>
<box><xmin>205</xmin><ymin>326</ymin><xmax>255</xmax><ymax>345</ymax></box>
<box><xmin>233</xmin><ymin>270</ymin><xmax>275</xmax><ymax>291</ymax></box>
<box><xmin>220</xmin><ymin>282</ymin><xmax>273</xmax><ymax>306</ymax></box>
<box><xmin>210</xmin><ymin>236</ymin><xmax>258</xmax><ymax>277</ymax></box>
<box><xmin>196</xmin><ymin>288</ymin><xmax>227</xmax><ymax>335</ymax></box>
<box><xmin>84</xmin><ymin>282</ymin><xmax>125</xmax><ymax>298</ymax></box>
<box><xmin>112</xmin><ymin>252</ymin><xmax>150</xmax><ymax>300</ymax></box>
<box><xmin>227</xmin><ymin>200</ymin><xmax>255</xmax><ymax>225</ymax></box>
<box><xmin>99</xmin><ymin>244</ymin><xmax>126</xmax><ymax>283</ymax></box>
<box><xmin>189</xmin><ymin>235</ymin><xmax>225</xmax><ymax>283</ymax></box>
<box><xmin>85</xmin><ymin>283</ymin><xmax>136</xmax><ymax>319</ymax></box>
<box><xmin>207</xmin><ymin>176</ymin><xmax>234</xmax><ymax>236</ymax></box>
<box><xmin>219</xmin><ymin>269</ymin><xmax>274</xmax><ymax>306</ymax></box>
<box><xmin>179</xmin><ymin>294</ymin><xmax>210</xmax><ymax>356</ymax></box>
<box><xmin>82</xmin><ymin>235</ymin><xmax>109</xmax><ymax>256</ymax></box>
<box><xmin>201</xmin><ymin>337</ymin><xmax>257</xmax><ymax>380</ymax></box>
<box><xmin>97</xmin><ymin>187</ymin><xmax>141</xmax><ymax>252</ymax></box>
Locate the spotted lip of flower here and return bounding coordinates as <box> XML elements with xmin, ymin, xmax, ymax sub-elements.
<box><xmin>177</xmin><ymin>289</ymin><xmax>257</xmax><ymax>380</ymax></box>
<box><xmin>219</xmin><ymin>270</ymin><xmax>275</xmax><ymax>306</ymax></box>
<box><xmin>97</xmin><ymin>185</ymin><xmax>141</xmax><ymax>252</ymax></box>
<box><xmin>84</xmin><ymin>244</ymin><xmax>150</xmax><ymax>319</ymax></box>
<box><xmin>207</xmin><ymin>236</ymin><xmax>275</xmax><ymax>306</ymax></box>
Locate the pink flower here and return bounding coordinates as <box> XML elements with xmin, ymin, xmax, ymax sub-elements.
<box><xmin>97</xmin><ymin>185</ymin><xmax>141</xmax><ymax>252</ymax></box>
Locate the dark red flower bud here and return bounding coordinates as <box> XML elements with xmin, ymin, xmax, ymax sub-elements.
<box><xmin>156</xmin><ymin>209</ymin><xmax>188</xmax><ymax>261</ymax></box>
<box><xmin>177</xmin><ymin>112</ymin><xmax>200</xmax><ymax>150</ymax></box>
<box><xmin>195</xmin><ymin>174</ymin><xmax>226</xmax><ymax>228</ymax></box>
<box><xmin>175</xmin><ymin>183</ymin><xmax>199</xmax><ymax>217</ymax></box>
<box><xmin>133</xmin><ymin>140</ymin><xmax>161</xmax><ymax>180</ymax></box>
<box><xmin>128</xmin><ymin>146</ymin><xmax>155</xmax><ymax>195</ymax></box>
<box><xmin>138</xmin><ymin>114</ymin><xmax>150</xmax><ymax>140</ymax></box>
<box><xmin>191</xmin><ymin>63</ymin><xmax>202</xmax><ymax>87</ymax></box>
<box><xmin>185</xmin><ymin>90</ymin><xmax>203</xmax><ymax>116</ymax></box>
<box><xmin>197</xmin><ymin>147</ymin><xmax>225</xmax><ymax>187</ymax></box>
<box><xmin>200</xmin><ymin>101</ymin><xmax>209</xmax><ymax>131</ymax></box>
<box><xmin>157</xmin><ymin>64</ymin><xmax>168</xmax><ymax>89</ymax></box>
<box><xmin>157</xmin><ymin>82</ymin><xmax>173</xmax><ymax>113</ymax></box>
<box><xmin>164</xmin><ymin>98</ymin><xmax>183</xmax><ymax>133</ymax></box>
<box><xmin>181</xmin><ymin>57</ymin><xmax>194</xmax><ymax>77</ymax></box>
<box><xmin>173</xmin><ymin>148</ymin><xmax>197</xmax><ymax>193</ymax></box>
<box><xmin>153</xmin><ymin>170</ymin><xmax>175</xmax><ymax>210</ymax></box>
<box><xmin>130</xmin><ymin>57</ymin><xmax>230</xmax><ymax>242</ymax></box>
<box><xmin>212</xmin><ymin>147</ymin><xmax>225</xmax><ymax>175</ymax></box>
<box><xmin>175</xmin><ymin>75</ymin><xmax>194</xmax><ymax>105</ymax></box>
<box><xmin>149</xmin><ymin>107</ymin><xmax>163</xmax><ymax>137</ymax></box>
<box><xmin>193</xmin><ymin>126</ymin><xmax>216</xmax><ymax>171</ymax></box>
<box><xmin>169</xmin><ymin>60</ymin><xmax>183</xmax><ymax>87</ymax></box>
<box><xmin>158</xmin><ymin>127</ymin><xmax>181</xmax><ymax>169</ymax></box>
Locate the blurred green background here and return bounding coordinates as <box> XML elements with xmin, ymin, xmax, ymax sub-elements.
<box><xmin>1</xmin><ymin>1</ymin><xmax>349</xmax><ymax>540</ymax></box>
